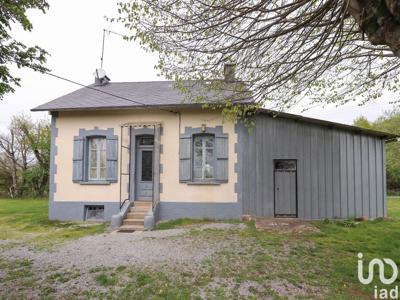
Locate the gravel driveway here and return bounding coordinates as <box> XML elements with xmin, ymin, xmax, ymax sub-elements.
<box><xmin>2</xmin><ymin>223</ymin><xmax>243</xmax><ymax>271</ymax></box>
<box><xmin>0</xmin><ymin>222</ymin><xmax>328</xmax><ymax>299</ymax></box>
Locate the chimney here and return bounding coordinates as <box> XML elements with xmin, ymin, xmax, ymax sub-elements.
<box><xmin>224</xmin><ymin>63</ymin><xmax>236</xmax><ymax>82</ymax></box>
<box><xmin>94</xmin><ymin>68</ymin><xmax>110</xmax><ymax>86</ymax></box>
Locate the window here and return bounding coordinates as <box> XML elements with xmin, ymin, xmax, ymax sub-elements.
<box><xmin>85</xmin><ymin>205</ymin><xmax>104</xmax><ymax>220</ymax></box>
<box><xmin>274</xmin><ymin>160</ymin><xmax>297</xmax><ymax>171</ymax></box>
<box><xmin>73</xmin><ymin>129</ymin><xmax>118</xmax><ymax>184</ymax></box>
<box><xmin>88</xmin><ymin>137</ymin><xmax>107</xmax><ymax>180</ymax></box>
<box><xmin>141</xmin><ymin>150</ymin><xmax>153</xmax><ymax>181</ymax></box>
<box><xmin>193</xmin><ymin>135</ymin><xmax>215</xmax><ymax>180</ymax></box>
<box><xmin>139</xmin><ymin>136</ymin><xmax>154</xmax><ymax>146</ymax></box>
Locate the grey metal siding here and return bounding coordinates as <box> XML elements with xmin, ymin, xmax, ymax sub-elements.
<box><xmin>237</xmin><ymin>115</ymin><xmax>387</xmax><ymax>220</ymax></box>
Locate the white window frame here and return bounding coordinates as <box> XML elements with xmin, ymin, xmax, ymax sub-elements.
<box><xmin>192</xmin><ymin>134</ymin><xmax>215</xmax><ymax>181</ymax></box>
<box><xmin>88</xmin><ymin>137</ymin><xmax>107</xmax><ymax>181</ymax></box>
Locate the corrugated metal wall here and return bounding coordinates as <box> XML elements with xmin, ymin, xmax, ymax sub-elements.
<box><xmin>236</xmin><ymin>114</ymin><xmax>387</xmax><ymax>219</ymax></box>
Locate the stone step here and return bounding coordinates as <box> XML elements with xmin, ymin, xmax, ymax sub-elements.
<box><xmin>117</xmin><ymin>201</ymin><xmax>152</xmax><ymax>233</ymax></box>
<box><xmin>131</xmin><ymin>205</ymin><xmax>151</xmax><ymax>209</ymax></box>
<box><xmin>123</xmin><ymin>219</ymin><xmax>144</xmax><ymax>226</ymax></box>
<box><xmin>127</xmin><ymin>212</ymin><xmax>146</xmax><ymax>218</ymax></box>
<box><xmin>132</xmin><ymin>201</ymin><xmax>152</xmax><ymax>207</ymax></box>
<box><xmin>118</xmin><ymin>225</ymin><xmax>144</xmax><ymax>232</ymax></box>
<box><xmin>129</xmin><ymin>207</ymin><xmax>150</xmax><ymax>214</ymax></box>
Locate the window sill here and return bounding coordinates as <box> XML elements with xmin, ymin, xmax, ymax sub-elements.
<box><xmin>78</xmin><ymin>181</ymin><xmax>112</xmax><ymax>185</ymax></box>
<box><xmin>186</xmin><ymin>181</ymin><xmax>223</xmax><ymax>186</ymax></box>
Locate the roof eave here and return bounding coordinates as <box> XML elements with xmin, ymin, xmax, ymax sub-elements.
<box><xmin>259</xmin><ymin>109</ymin><xmax>398</xmax><ymax>140</ymax></box>
<box><xmin>31</xmin><ymin>103</ymin><xmax>398</xmax><ymax>140</ymax></box>
<box><xmin>30</xmin><ymin>100</ymin><xmax>253</xmax><ymax>112</ymax></box>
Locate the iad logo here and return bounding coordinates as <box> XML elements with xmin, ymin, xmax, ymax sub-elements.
<box><xmin>358</xmin><ymin>253</ymin><xmax>399</xmax><ymax>299</ymax></box>
<box><xmin>358</xmin><ymin>253</ymin><xmax>398</xmax><ymax>285</ymax></box>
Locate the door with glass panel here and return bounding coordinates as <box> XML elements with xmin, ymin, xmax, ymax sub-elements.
<box><xmin>135</xmin><ymin>135</ymin><xmax>154</xmax><ymax>201</ymax></box>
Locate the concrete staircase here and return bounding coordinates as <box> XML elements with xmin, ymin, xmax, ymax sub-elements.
<box><xmin>117</xmin><ymin>201</ymin><xmax>152</xmax><ymax>232</ymax></box>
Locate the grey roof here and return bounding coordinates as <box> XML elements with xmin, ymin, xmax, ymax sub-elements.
<box><xmin>31</xmin><ymin>81</ymin><xmax>252</xmax><ymax>112</ymax></box>
<box><xmin>32</xmin><ymin>80</ymin><xmax>398</xmax><ymax>140</ymax></box>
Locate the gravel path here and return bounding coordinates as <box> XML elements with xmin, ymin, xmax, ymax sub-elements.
<box><xmin>1</xmin><ymin>223</ymin><xmax>243</xmax><ymax>270</ymax></box>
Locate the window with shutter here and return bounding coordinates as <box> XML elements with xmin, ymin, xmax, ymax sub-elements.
<box><xmin>72</xmin><ymin>128</ymin><xmax>118</xmax><ymax>184</ymax></box>
<box><xmin>179</xmin><ymin>126</ymin><xmax>228</xmax><ymax>184</ymax></box>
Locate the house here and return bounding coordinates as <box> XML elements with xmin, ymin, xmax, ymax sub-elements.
<box><xmin>32</xmin><ymin>67</ymin><xmax>397</xmax><ymax>231</ymax></box>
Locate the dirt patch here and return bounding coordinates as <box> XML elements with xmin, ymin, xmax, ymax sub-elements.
<box><xmin>198</xmin><ymin>277</ymin><xmax>271</xmax><ymax>299</ymax></box>
<box><xmin>255</xmin><ymin>218</ymin><xmax>320</xmax><ymax>233</ymax></box>
<box><xmin>269</xmin><ymin>279</ymin><xmax>321</xmax><ymax>299</ymax></box>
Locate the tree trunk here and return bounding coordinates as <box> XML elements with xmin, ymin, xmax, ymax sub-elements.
<box><xmin>348</xmin><ymin>0</ymin><xmax>400</xmax><ymax>56</ymax></box>
<box><xmin>9</xmin><ymin>161</ymin><xmax>18</xmax><ymax>198</ymax></box>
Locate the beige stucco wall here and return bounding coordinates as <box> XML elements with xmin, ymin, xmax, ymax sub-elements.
<box><xmin>54</xmin><ymin>108</ymin><xmax>237</xmax><ymax>203</ymax></box>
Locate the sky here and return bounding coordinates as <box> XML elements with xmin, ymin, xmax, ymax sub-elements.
<box><xmin>0</xmin><ymin>0</ymin><xmax>397</xmax><ymax>132</ymax></box>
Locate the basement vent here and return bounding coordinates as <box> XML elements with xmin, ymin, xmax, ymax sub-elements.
<box><xmin>84</xmin><ymin>205</ymin><xmax>104</xmax><ymax>221</ymax></box>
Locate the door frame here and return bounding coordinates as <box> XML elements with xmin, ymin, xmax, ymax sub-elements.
<box><xmin>129</xmin><ymin>127</ymin><xmax>159</xmax><ymax>203</ymax></box>
<box><xmin>135</xmin><ymin>137</ymin><xmax>154</xmax><ymax>201</ymax></box>
<box><xmin>273</xmin><ymin>159</ymin><xmax>298</xmax><ymax>218</ymax></box>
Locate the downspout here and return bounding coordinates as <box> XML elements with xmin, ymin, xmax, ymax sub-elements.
<box><xmin>152</xmin><ymin>124</ymin><xmax>155</xmax><ymax>209</ymax></box>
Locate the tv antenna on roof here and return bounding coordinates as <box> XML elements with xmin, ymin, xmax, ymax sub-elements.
<box><xmin>100</xmin><ymin>29</ymin><xmax>126</xmax><ymax>68</ymax></box>
<box><xmin>93</xmin><ymin>68</ymin><xmax>110</xmax><ymax>86</ymax></box>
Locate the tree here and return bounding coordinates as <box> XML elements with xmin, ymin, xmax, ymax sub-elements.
<box><xmin>0</xmin><ymin>126</ymin><xmax>27</xmax><ymax>197</ymax></box>
<box><xmin>354</xmin><ymin>109</ymin><xmax>400</xmax><ymax>193</ymax></box>
<box><xmin>13</xmin><ymin>115</ymin><xmax>50</xmax><ymax>197</ymax></box>
<box><xmin>0</xmin><ymin>114</ymin><xmax>50</xmax><ymax>198</ymax></box>
<box><xmin>114</xmin><ymin>0</ymin><xmax>400</xmax><ymax>120</ymax></box>
<box><xmin>0</xmin><ymin>0</ymin><xmax>50</xmax><ymax>100</ymax></box>
<box><xmin>353</xmin><ymin>116</ymin><xmax>373</xmax><ymax>129</ymax></box>
<box><xmin>0</xmin><ymin>153</ymin><xmax>14</xmax><ymax>197</ymax></box>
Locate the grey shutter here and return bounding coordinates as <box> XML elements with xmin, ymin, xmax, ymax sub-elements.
<box><xmin>179</xmin><ymin>136</ymin><xmax>192</xmax><ymax>182</ymax></box>
<box><xmin>215</xmin><ymin>135</ymin><xmax>228</xmax><ymax>181</ymax></box>
<box><xmin>106</xmin><ymin>136</ymin><xmax>118</xmax><ymax>182</ymax></box>
<box><xmin>72</xmin><ymin>136</ymin><xmax>85</xmax><ymax>182</ymax></box>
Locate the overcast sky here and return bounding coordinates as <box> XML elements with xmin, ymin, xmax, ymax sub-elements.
<box><xmin>0</xmin><ymin>0</ymin><xmax>397</xmax><ymax>132</ymax></box>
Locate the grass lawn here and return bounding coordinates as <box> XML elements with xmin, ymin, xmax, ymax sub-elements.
<box><xmin>0</xmin><ymin>198</ymin><xmax>106</xmax><ymax>248</ymax></box>
<box><xmin>0</xmin><ymin>197</ymin><xmax>399</xmax><ymax>299</ymax></box>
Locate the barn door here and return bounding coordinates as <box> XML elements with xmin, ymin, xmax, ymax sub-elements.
<box><xmin>274</xmin><ymin>160</ymin><xmax>297</xmax><ymax>217</ymax></box>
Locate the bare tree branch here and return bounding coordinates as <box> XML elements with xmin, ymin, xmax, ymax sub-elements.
<box><xmin>112</xmin><ymin>0</ymin><xmax>400</xmax><ymax>116</ymax></box>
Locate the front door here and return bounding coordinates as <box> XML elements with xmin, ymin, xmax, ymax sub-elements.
<box><xmin>135</xmin><ymin>136</ymin><xmax>154</xmax><ymax>201</ymax></box>
<box><xmin>274</xmin><ymin>160</ymin><xmax>297</xmax><ymax>217</ymax></box>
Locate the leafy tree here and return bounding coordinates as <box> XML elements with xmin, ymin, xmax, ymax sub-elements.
<box><xmin>13</xmin><ymin>114</ymin><xmax>50</xmax><ymax>197</ymax></box>
<box><xmin>0</xmin><ymin>114</ymin><xmax>50</xmax><ymax>198</ymax></box>
<box><xmin>114</xmin><ymin>0</ymin><xmax>400</xmax><ymax>121</ymax></box>
<box><xmin>354</xmin><ymin>109</ymin><xmax>400</xmax><ymax>193</ymax></box>
<box><xmin>0</xmin><ymin>0</ymin><xmax>50</xmax><ymax>100</ymax></box>
<box><xmin>0</xmin><ymin>153</ymin><xmax>13</xmax><ymax>197</ymax></box>
<box><xmin>353</xmin><ymin>117</ymin><xmax>373</xmax><ymax>129</ymax></box>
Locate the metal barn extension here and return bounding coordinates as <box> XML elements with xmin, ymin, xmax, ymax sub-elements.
<box><xmin>236</xmin><ymin>112</ymin><xmax>392</xmax><ymax>220</ymax></box>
